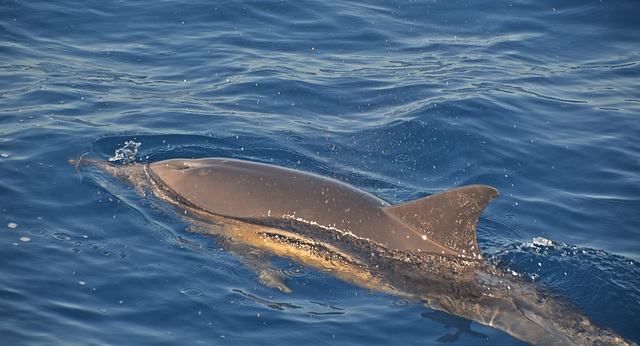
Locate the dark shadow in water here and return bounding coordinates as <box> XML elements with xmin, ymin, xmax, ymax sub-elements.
<box><xmin>307</xmin><ymin>300</ymin><xmax>345</xmax><ymax>315</ymax></box>
<box><xmin>421</xmin><ymin>311</ymin><xmax>488</xmax><ymax>343</ymax></box>
<box><xmin>232</xmin><ymin>289</ymin><xmax>302</xmax><ymax>311</ymax></box>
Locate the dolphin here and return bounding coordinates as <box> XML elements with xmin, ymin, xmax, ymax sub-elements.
<box><xmin>70</xmin><ymin>156</ymin><xmax>635</xmax><ymax>345</ymax></box>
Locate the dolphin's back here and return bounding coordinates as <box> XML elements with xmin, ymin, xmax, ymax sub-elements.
<box><xmin>149</xmin><ymin>158</ymin><xmax>498</xmax><ymax>258</ymax></box>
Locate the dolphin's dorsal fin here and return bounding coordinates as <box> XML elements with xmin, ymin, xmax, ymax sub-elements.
<box><xmin>383</xmin><ymin>185</ymin><xmax>499</xmax><ymax>259</ymax></box>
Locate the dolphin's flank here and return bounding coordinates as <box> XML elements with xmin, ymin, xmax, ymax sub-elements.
<box><xmin>71</xmin><ymin>156</ymin><xmax>635</xmax><ymax>346</ymax></box>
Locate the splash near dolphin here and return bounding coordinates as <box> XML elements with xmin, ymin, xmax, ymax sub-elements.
<box><xmin>70</xmin><ymin>156</ymin><xmax>635</xmax><ymax>345</ymax></box>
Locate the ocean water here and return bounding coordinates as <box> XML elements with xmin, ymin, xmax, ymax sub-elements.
<box><xmin>1</xmin><ymin>0</ymin><xmax>639</xmax><ymax>344</ymax></box>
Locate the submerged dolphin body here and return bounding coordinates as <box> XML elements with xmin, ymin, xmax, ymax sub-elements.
<box><xmin>71</xmin><ymin>156</ymin><xmax>634</xmax><ymax>345</ymax></box>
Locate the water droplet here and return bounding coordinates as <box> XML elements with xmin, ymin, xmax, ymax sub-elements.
<box><xmin>394</xmin><ymin>152</ymin><xmax>412</xmax><ymax>163</ymax></box>
<box><xmin>180</xmin><ymin>287</ymin><xmax>204</xmax><ymax>296</ymax></box>
<box><xmin>287</xmin><ymin>134</ymin><xmax>304</xmax><ymax>142</ymax></box>
<box><xmin>89</xmin><ymin>243</ymin><xmax>105</xmax><ymax>250</ymax></box>
<box><xmin>323</xmin><ymin>143</ymin><xmax>339</xmax><ymax>152</ymax></box>
<box><xmin>51</xmin><ymin>232</ymin><xmax>72</xmax><ymax>241</ymax></box>
<box><xmin>283</xmin><ymin>264</ymin><xmax>308</xmax><ymax>278</ymax></box>
<box><xmin>26</xmin><ymin>227</ymin><xmax>48</xmax><ymax>236</ymax></box>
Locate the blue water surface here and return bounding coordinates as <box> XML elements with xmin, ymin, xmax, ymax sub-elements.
<box><xmin>1</xmin><ymin>0</ymin><xmax>639</xmax><ymax>344</ymax></box>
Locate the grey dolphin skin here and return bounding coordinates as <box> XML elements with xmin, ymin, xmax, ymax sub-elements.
<box><xmin>71</xmin><ymin>156</ymin><xmax>635</xmax><ymax>346</ymax></box>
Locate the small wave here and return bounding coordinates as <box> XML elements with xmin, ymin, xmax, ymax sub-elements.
<box><xmin>109</xmin><ymin>140</ymin><xmax>141</xmax><ymax>163</ymax></box>
<box><xmin>520</xmin><ymin>236</ymin><xmax>554</xmax><ymax>248</ymax></box>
